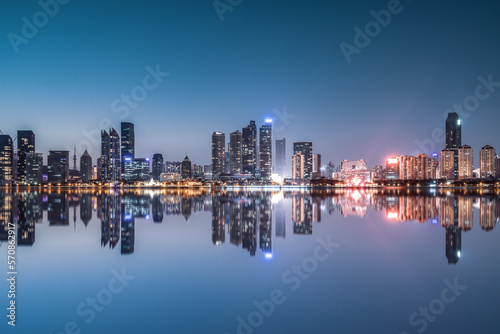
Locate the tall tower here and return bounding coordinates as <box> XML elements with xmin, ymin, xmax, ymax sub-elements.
<box><xmin>480</xmin><ymin>145</ymin><xmax>496</xmax><ymax>178</ymax></box>
<box><xmin>121</xmin><ymin>122</ymin><xmax>135</xmax><ymax>174</ymax></box>
<box><xmin>100</xmin><ymin>130</ymin><xmax>110</xmax><ymax>180</ymax></box>
<box><xmin>242</xmin><ymin>121</ymin><xmax>257</xmax><ymax>175</ymax></box>
<box><xmin>458</xmin><ymin>145</ymin><xmax>473</xmax><ymax>180</ymax></box>
<box><xmin>293</xmin><ymin>142</ymin><xmax>313</xmax><ymax>179</ymax></box>
<box><xmin>230</xmin><ymin>130</ymin><xmax>242</xmax><ymax>175</ymax></box>
<box><xmin>80</xmin><ymin>149</ymin><xmax>92</xmax><ymax>182</ymax></box>
<box><xmin>109</xmin><ymin>128</ymin><xmax>120</xmax><ymax>181</ymax></box>
<box><xmin>275</xmin><ymin>138</ymin><xmax>286</xmax><ymax>178</ymax></box>
<box><xmin>212</xmin><ymin>131</ymin><xmax>225</xmax><ymax>178</ymax></box>
<box><xmin>152</xmin><ymin>154</ymin><xmax>164</xmax><ymax>181</ymax></box>
<box><xmin>17</xmin><ymin>130</ymin><xmax>35</xmax><ymax>184</ymax></box>
<box><xmin>445</xmin><ymin>112</ymin><xmax>461</xmax><ymax>179</ymax></box>
<box><xmin>0</xmin><ymin>135</ymin><xmax>14</xmax><ymax>185</ymax></box>
<box><xmin>73</xmin><ymin>145</ymin><xmax>77</xmax><ymax>171</ymax></box>
<box><xmin>259</xmin><ymin>120</ymin><xmax>273</xmax><ymax>179</ymax></box>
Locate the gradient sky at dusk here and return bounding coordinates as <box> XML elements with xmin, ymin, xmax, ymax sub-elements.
<box><xmin>1</xmin><ymin>0</ymin><xmax>499</xmax><ymax>170</ymax></box>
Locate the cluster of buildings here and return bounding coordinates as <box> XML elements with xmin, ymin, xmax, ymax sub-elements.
<box><xmin>384</xmin><ymin>112</ymin><xmax>500</xmax><ymax>181</ymax></box>
<box><xmin>211</xmin><ymin>120</ymin><xmax>321</xmax><ymax>181</ymax></box>
<box><xmin>1</xmin><ymin>112</ymin><xmax>499</xmax><ymax>186</ymax></box>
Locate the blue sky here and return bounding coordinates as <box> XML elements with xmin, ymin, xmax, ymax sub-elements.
<box><xmin>1</xmin><ymin>0</ymin><xmax>499</xmax><ymax>170</ymax></box>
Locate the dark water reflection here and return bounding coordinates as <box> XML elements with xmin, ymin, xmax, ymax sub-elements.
<box><xmin>1</xmin><ymin>188</ymin><xmax>499</xmax><ymax>265</ymax></box>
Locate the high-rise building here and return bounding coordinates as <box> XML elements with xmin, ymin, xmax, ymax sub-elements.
<box><xmin>181</xmin><ymin>156</ymin><xmax>192</xmax><ymax>179</ymax></box>
<box><xmin>440</xmin><ymin>148</ymin><xmax>455</xmax><ymax>180</ymax></box>
<box><xmin>458</xmin><ymin>145</ymin><xmax>473</xmax><ymax>180</ymax></box>
<box><xmin>224</xmin><ymin>151</ymin><xmax>230</xmax><ymax>174</ymax></box>
<box><xmin>480</xmin><ymin>145</ymin><xmax>496</xmax><ymax>178</ymax></box>
<box><xmin>47</xmin><ymin>151</ymin><xmax>69</xmax><ymax>183</ymax></box>
<box><xmin>313</xmin><ymin>153</ymin><xmax>321</xmax><ymax>177</ymax></box>
<box><xmin>386</xmin><ymin>157</ymin><xmax>399</xmax><ymax>179</ymax></box>
<box><xmin>80</xmin><ymin>149</ymin><xmax>92</xmax><ymax>182</ymax></box>
<box><xmin>259</xmin><ymin>120</ymin><xmax>273</xmax><ymax>179</ymax></box>
<box><xmin>445</xmin><ymin>112</ymin><xmax>461</xmax><ymax>179</ymax></box>
<box><xmin>100</xmin><ymin>130</ymin><xmax>110</xmax><ymax>180</ymax></box>
<box><xmin>293</xmin><ymin>142</ymin><xmax>313</xmax><ymax>179</ymax></box>
<box><xmin>242</xmin><ymin>121</ymin><xmax>257</xmax><ymax>175</ymax></box>
<box><xmin>121</xmin><ymin>122</ymin><xmax>135</xmax><ymax>175</ymax></box>
<box><xmin>496</xmin><ymin>155</ymin><xmax>500</xmax><ymax>179</ymax></box>
<box><xmin>130</xmin><ymin>158</ymin><xmax>150</xmax><ymax>181</ymax></box>
<box><xmin>230</xmin><ymin>131</ymin><xmax>242</xmax><ymax>175</ymax></box>
<box><xmin>152</xmin><ymin>154</ymin><xmax>164</xmax><ymax>181</ymax></box>
<box><xmin>17</xmin><ymin>130</ymin><xmax>35</xmax><ymax>184</ymax></box>
<box><xmin>0</xmin><ymin>135</ymin><xmax>13</xmax><ymax>185</ymax></box>
<box><xmin>275</xmin><ymin>138</ymin><xmax>286</xmax><ymax>178</ymax></box>
<box><xmin>109</xmin><ymin>128</ymin><xmax>120</xmax><ymax>181</ymax></box>
<box><xmin>292</xmin><ymin>153</ymin><xmax>305</xmax><ymax>179</ymax></box>
<box><xmin>26</xmin><ymin>153</ymin><xmax>43</xmax><ymax>185</ymax></box>
<box><xmin>212</xmin><ymin>131</ymin><xmax>225</xmax><ymax>178</ymax></box>
<box><xmin>101</xmin><ymin>128</ymin><xmax>120</xmax><ymax>181</ymax></box>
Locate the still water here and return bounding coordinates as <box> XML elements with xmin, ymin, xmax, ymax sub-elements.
<box><xmin>1</xmin><ymin>188</ymin><xmax>499</xmax><ymax>334</ymax></box>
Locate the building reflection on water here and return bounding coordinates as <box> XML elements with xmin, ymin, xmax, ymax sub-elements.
<box><xmin>0</xmin><ymin>188</ymin><xmax>499</xmax><ymax>264</ymax></box>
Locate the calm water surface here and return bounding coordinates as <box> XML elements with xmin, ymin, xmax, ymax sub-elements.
<box><xmin>1</xmin><ymin>188</ymin><xmax>499</xmax><ymax>334</ymax></box>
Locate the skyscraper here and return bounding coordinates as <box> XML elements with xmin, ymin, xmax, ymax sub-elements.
<box><xmin>230</xmin><ymin>131</ymin><xmax>242</xmax><ymax>175</ymax></box>
<box><xmin>313</xmin><ymin>153</ymin><xmax>321</xmax><ymax>177</ymax></box>
<box><xmin>480</xmin><ymin>145</ymin><xmax>496</xmax><ymax>178</ymax></box>
<box><xmin>293</xmin><ymin>142</ymin><xmax>313</xmax><ymax>179</ymax></box>
<box><xmin>259</xmin><ymin>120</ymin><xmax>273</xmax><ymax>179</ymax></box>
<box><xmin>445</xmin><ymin>112</ymin><xmax>461</xmax><ymax>179</ymax></box>
<box><xmin>181</xmin><ymin>156</ymin><xmax>192</xmax><ymax>179</ymax></box>
<box><xmin>212</xmin><ymin>131</ymin><xmax>225</xmax><ymax>178</ymax></box>
<box><xmin>242</xmin><ymin>121</ymin><xmax>257</xmax><ymax>176</ymax></box>
<box><xmin>275</xmin><ymin>138</ymin><xmax>286</xmax><ymax>178</ymax></box>
<box><xmin>0</xmin><ymin>135</ymin><xmax>13</xmax><ymax>185</ymax></box>
<box><xmin>101</xmin><ymin>128</ymin><xmax>120</xmax><ymax>181</ymax></box>
<box><xmin>100</xmin><ymin>130</ymin><xmax>110</xmax><ymax>180</ymax></box>
<box><xmin>458</xmin><ymin>145</ymin><xmax>473</xmax><ymax>180</ymax></box>
<box><xmin>109</xmin><ymin>128</ymin><xmax>120</xmax><ymax>181</ymax></box>
<box><xmin>17</xmin><ymin>130</ymin><xmax>35</xmax><ymax>184</ymax></box>
<box><xmin>26</xmin><ymin>153</ymin><xmax>43</xmax><ymax>185</ymax></box>
<box><xmin>440</xmin><ymin>148</ymin><xmax>455</xmax><ymax>180</ymax></box>
<box><xmin>152</xmin><ymin>154</ymin><xmax>164</xmax><ymax>181</ymax></box>
<box><xmin>80</xmin><ymin>149</ymin><xmax>92</xmax><ymax>182</ymax></box>
<box><xmin>47</xmin><ymin>151</ymin><xmax>69</xmax><ymax>183</ymax></box>
<box><xmin>121</xmin><ymin>122</ymin><xmax>135</xmax><ymax>174</ymax></box>
<box><xmin>292</xmin><ymin>153</ymin><xmax>305</xmax><ymax>179</ymax></box>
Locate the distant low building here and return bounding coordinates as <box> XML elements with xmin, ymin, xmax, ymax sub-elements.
<box><xmin>160</xmin><ymin>173</ymin><xmax>181</xmax><ymax>182</ymax></box>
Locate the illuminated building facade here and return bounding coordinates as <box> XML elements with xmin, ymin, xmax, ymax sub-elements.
<box><xmin>242</xmin><ymin>121</ymin><xmax>257</xmax><ymax>175</ymax></box>
<box><xmin>445</xmin><ymin>112</ymin><xmax>461</xmax><ymax>179</ymax></box>
<box><xmin>480</xmin><ymin>145</ymin><xmax>496</xmax><ymax>178</ymax></box>
<box><xmin>26</xmin><ymin>152</ymin><xmax>43</xmax><ymax>185</ymax></box>
<box><xmin>458</xmin><ymin>145</ymin><xmax>473</xmax><ymax>180</ymax></box>
<box><xmin>292</xmin><ymin>153</ymin><xmax>305</xmax><ymax>179</ymax></box>
<box><xmin>386</xmin><ymin>157</ymin><xmax>399</xmax><ymax>179</ymax></box>
<box><xmin>47</xmin><ymin>151</ymin><xmax>69</xmax><ymax>183</ymax></box>
<box><xmin>259</xmin><ymin>120</ymin><xmax>273</xmax><ymax>179</ymax></box>
<box><xmin>0</xmin><ymin>135</ymin><xmax>13</xmax><ymax>185</ymax></box>
<box><xmin>440</xmin><ymin>148</ymin><xmax>455</xmax><ymax>180</ymax></box>
<box><xmin>17</xmin><ymin>130</ymin><xmax>35</xmax><ymax>184</ymax></box>
<box><xmin>212</xmin><ymin>131</ymin><xmax>225</xmax><ymax>178</ymax></box>
<box><xmin>293</xmin><ymin>142</ymin><xmax>313</xmax><ymax>179</ymax></box>
<box><xmin>230</xmin><ymin>130</ymin><xmax>242</xmax><ymax>175</ymax></box>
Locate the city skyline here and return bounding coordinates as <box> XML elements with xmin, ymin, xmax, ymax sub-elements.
<box><xmin>1</xmin><ymin>1</ymin><xmax>500</xmax><ymax>167</ymax></box>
